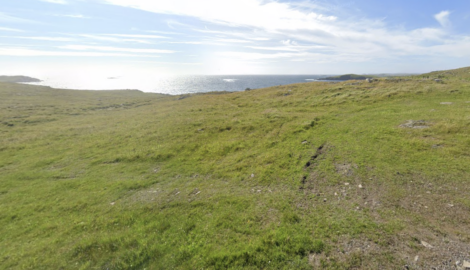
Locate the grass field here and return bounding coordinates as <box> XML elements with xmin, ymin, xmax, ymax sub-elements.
<box><xmin>1</xmin><ymin>67</ymin><xmax>470</xmax><ymax>269</ymax></box>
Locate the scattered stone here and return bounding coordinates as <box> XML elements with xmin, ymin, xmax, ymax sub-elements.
<box><xmin>447</xmin><ymin>203</ymin><xmax>454</xmax><ymax>207</ymax></box>
<box><xmin>251</xmin><ymin>174</ymin><xmax>255</xmax><ymax>178</ymax></box>
<box><xmin>358</xmin><ymin>184</ymin><xmax>363</xmax><ymax>189</ymax></box>
<box><xmin>399</xmin><ymin>120</ymin><xmax>429</xmax><ymax>129</ymax></box>
<box><xmin>421</xmin><ymin>240</ymin><xmax>433</xmax><ymax>249</ymax></box>
<box><xmin>110</xmin><ymin>202</ymin><xmax>115</xmax><ymax>206</ymax></box>
<box><xmin>440</xmin><ymin>102</ymin><xmax>453</xmax><ymax>105</ymax></box>
<box><xmin>175</xmin><ymin>192</ymin><xmax>180</xmax><ymax>195</ymax></box>
<box><xmin>302</xmin><ymin>140</ymin><xmax>308</xmax><ymax>144</ymax></box>
<box><xmin>335</xmin><ymin>163</ymin><xmax>357</xmax><ymax>176</ymax></box>
<box><xmin>334</xmin><ymin>192</ymin><xmax>338</xmax><ymax>196</ymax></box>
<box><xmin>345</xmin><ymin>183</ymin><xmax>350</xmax><ymax>186</ymax></box>
<box><xmin>414</xmin><ymin>255</ymin><xmax>419</xmax><ymax>262</ymax></box>
<box><xmin>463</xmin><ymin>261</ymin><xmax>470</xmax><ymax>269</ymax></box>
<box><xmin>323</xmin><ymin>198</ymin><xmax>327</xmax><ymax>202</ymax></box>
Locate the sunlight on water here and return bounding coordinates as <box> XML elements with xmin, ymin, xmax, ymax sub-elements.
<box><xmin>26</xmin><ymin>71</ymin><xmax>328</xmax><ymax>95</ymax></box>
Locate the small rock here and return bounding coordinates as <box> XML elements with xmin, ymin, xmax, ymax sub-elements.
<box><xmin>421</xmin><ymin>240</ymin><xmax>433</xmax><ymax>248</ymax></box>
<box><xmin>345</xmin><ymin>183</ymin><xmax>350</xmax><ymax>186</ymax></box>
<box><xmin>399</xmin><ymin>120</ymin><xmax>429</xmax><ymax>129</ymax></box>
<box><xmin>463</xmin><ymin>260</ymin><xmax>470</xmax><ymax>269</ymax></box>
<box><xmin>175</xmin><ymin>192</ymin><xmax>180</xmax><ymax>195</ymax></box>
<box><xmin>334</xmin><ymin>192</ymin><xmax>338</xmax><ymax>196</ymax></box>
<box><xmin>195</xmin><ymin>191</ymin><xmax>201</xmax><ymax>195</ymax></box>
<box><xmin>251</xmin><ymin>174</ymin><xmax>255</xmax><ymax>178</ymax></box>
<box><xmin>358</xmin><ymin>184</ymin><xmax>363</xmax><ymax>189</ymax></box>
<box><xmin>323</xmin><ymin>198</ymin><xmax>327</xmax><ymax>202</ymax></box>
<box><xmin>414</xmin><ymin>255</ymin><xmax>419</xmax><ymax>262</ymax></box>
<box><xmin>440</xmin><ymin>102</ymin><xmax>453</xmax><ymax>105</ymax></box>
<box><xmin>447</xmin><ymin>203</ymin><xmax>454</xmax><ymax>207</ymax></box>
<box><xmin>110</xmin><ymin>202</ymin><xmax>115</xmax><ymax>206</ymax></box>
<box><xmin>302</xmin><ymin>140</ymin><xmax>308</xmax><ymax>144</ymax></box>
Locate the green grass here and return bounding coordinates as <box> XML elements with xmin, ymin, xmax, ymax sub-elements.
<box><xmin>1</xmin><ymin>66</ymin><xmax>470</xmax><ymax>269</ymax></box>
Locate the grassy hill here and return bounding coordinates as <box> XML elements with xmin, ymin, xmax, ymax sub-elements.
<box><xmin>0</xmin><ymin>75</ymin><xmax>41</xmax><ymax>83</ymax></box>
<box><xmin>318</xmin><ymin>74</ymin><xmax>377</xmax><ymax>81</ymax></box>
<box><xmin>1</xmin><ymin>67</ymin><xmax>470</xmax><ymax>269</ymax></box>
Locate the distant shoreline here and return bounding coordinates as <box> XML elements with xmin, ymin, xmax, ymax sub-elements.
<box><xmin>0</xmin><ymin>75</ymin><xmax>42</xmax><ymax>83</ymax></box>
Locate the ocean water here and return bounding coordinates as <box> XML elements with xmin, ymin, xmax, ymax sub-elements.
<box><xmin>27</xmin><ymin>74</ymin><xmax>331</xmax><ymax>95</ymax></box>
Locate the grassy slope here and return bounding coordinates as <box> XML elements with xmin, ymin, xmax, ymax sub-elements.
<box><xmin>319</xmin><ymin>74</ymin><xmax>377</xmax><ymax>80</ymax></box>
<box><xmin>1</xmin><ymin>67</ymin><xmax>470</xmax><ymax>269</ymax></box>
<box><xmin>0</xmin><ymin>76</ymin><xmax>41</xmax><ymax>83</ymax></box>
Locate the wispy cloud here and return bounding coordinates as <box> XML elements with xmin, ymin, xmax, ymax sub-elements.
<box><xmin>53</xmin><ymin>14</ymin><xmax>90</xmax><ymax>19</ymax></box>
<box><xmin>435</xmin><ymin>11</ymin><xmax>451</xmax><ymax>28</ymax></box>
<box><xmin>0</xmin><ymin>36</ymin><xmax>75</xmax><ymax>41</ymax></box>
<box><xmin>102</xmin><ymin>0</ymin><xmax>470</xmax><ymax>62</ymax></box>
<box><xmin>0</xmin><ymin>47</ymin><xmax>161</xmax><ymax>57</ymax></box>
<box><xmin>40</xmin><ymin>0</ymin><xmax>68</xmax><ymax>4</ymax></box>
<box><xmin>77</xmin><ymin>34</ymin><xmax>153</xmax><ymax>44</ymax></box>
<box><xmin>0</xmin><ymin>27</ymin><xmax>23</xmax><ymax>32</ymax></box>
<box><xmin>103</xmin><ymin>0</ymin><xmax>337</xmax><ymax>30</ymax></box>
<box><xmin>105</xmin><ymin>34</ymin><xmax>169</xmax><ymax>39</ymax></box>
<box><xmin>0</xmin><ymin>12</ymin><xmax>37</xmax><ymax>23</ymax></box>
<box><xmin>59</xmin><ymin>45</ymin><xmax>176</xmax><ymax>54</ymax></box>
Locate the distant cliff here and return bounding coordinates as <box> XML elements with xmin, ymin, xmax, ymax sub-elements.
<box><xmin>0</xmin><ymin>75</ymin><xmax>42</xmax><ymax>83</ymax></box>
<box><xmin>318</xmin><ymin>74</ymin><xmax>375</xmax><ymax>81</ymax></box>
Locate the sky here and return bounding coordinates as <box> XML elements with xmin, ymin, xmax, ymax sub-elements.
<box><xmin>1</xmin><ymin>0</ymin><xmax>470</xmax><ymax>77</ymax></box>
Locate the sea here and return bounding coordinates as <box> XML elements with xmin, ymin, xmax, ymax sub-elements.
<box><xmin>26</xmin><ymin>74</ymin><xmax>332</xmax><ymax>95</ymax></box>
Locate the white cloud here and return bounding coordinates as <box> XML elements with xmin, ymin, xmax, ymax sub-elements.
<box><xmin>54</xmin><ymin>14</ymin><xmax>90</xmax><ymax>19</ymax></box>
<box><xmin>281</xmin><ymin>39</ymin><xmax>298</xmax><ymax>46</ymax></box>
<box><xmin>1</xmin><ymin>36</ymin><xmax>75</xmax><ymax>41</ymax></box>
<box><xmin>0</xmin><ymin>12</ymin><xmax>37</xmax><ymax>23</ymax></box>
<box><xmin>105</xmin><ymin>34</ymin><xmax>169</xmax><ymax>39</ymax></box>
<box><xmin>40</xmin><ymin>0</ymin><xmax>68</xmax><ymax>4</ymax></box>
<box><xmin>0</xmin><ymin>47</ymin><xmax>161</xmax><ymax>57</ymax></box>
<box><xmin>59</xmin><ymin>45</ymin><xmax>176</xmax><ymax>54</ymax></box>
<box><xmin>434</xmin><ymin>10</ymin><xmax>451</xmax><ymax>28</ymax></box>
<box><xmin>0</xmin><ymin>27</ymin><xmax>23</xmax><ymax>32</ymax></box>
<box><xmin>77</xmin><ymin>34</ymin><xmax>153</xmax><ymax>44</ymax></box>
<box><xmin>102</xmin><ymin>0</ymin><xmax>337</xmax><ymax>31</ymax></box>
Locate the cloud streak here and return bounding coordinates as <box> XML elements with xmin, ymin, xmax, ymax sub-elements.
<box><xmin>435</xmin><ymin>11</ymin><xmax>451</xmax><ymax>28</ymax></box>
<box><xmin>40</xmin><ymin>0</ymin><xmax>68</xmax><ymax>4</ymax></box>
<box><xmin>59</xmin><ymin>45</ymin><xmax>176</xmax><ymax>54</ymax></box>
<box><xmin>0</xmin><ymin>47</ymin><xmax>161</xmax><ymax>57</ymax></box>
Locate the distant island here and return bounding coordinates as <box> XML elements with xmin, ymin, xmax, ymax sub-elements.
<box><xmin>0</xmin><ymin>75</ymin><xmax>42</xmax><ymax>83</ymax></box>
<box><xmin>318</xmin><ymin>74</ymin><xmax>377</xmax><ymax>81</ymax></box>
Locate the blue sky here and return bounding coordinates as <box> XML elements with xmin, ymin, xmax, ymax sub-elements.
<box><xmin>1</xmin><ymin>0</ymin><xmax>470</xmax><ymax>77</ymax></box>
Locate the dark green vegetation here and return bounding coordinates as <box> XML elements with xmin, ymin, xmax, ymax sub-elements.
<box><xmin>1</xmin><ymin>67</ymin><xmax>470</xmax><ymax>269</ymax></box>
<box><xmin>0</xmin><ymin>75</ymin><xmax>41</xmax><ymax>83</ymax></box>
<box><xmin>318</xmin><ymin>74</ymin><xmax>377</xmax><ymax>81</ymax></box>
